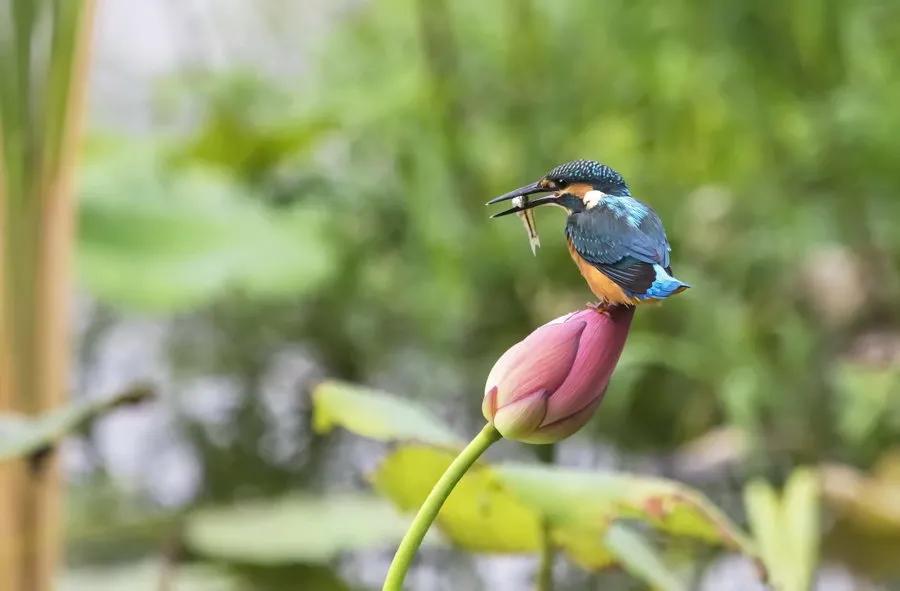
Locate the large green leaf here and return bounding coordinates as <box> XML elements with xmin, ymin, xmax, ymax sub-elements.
<box><xmin>371</xmin><ymin>445</ymin><xmax>542</xmax><ymax>554</ymax></box>
<box><xmin>745</xmin><ymin>468</ymin><xmax>819</xmax><ymax>591</ymax></box>
<box><xmin>371</xmin><ymin>444</ymin><xmax>755</xmax><ymax>572</ymax></box>
<box><xmin>78</xmin><ymin>145</ymin><xmax>335</xmax><ymax>312</ymax></box>
<box><xmin>312</xmin><ymin>381</ymin><xmax>463</xmax><ymax>447</ymax></box>
<box><xmin>0</xmin><ymin>386</ymin><xmax>153</xmax><ymax>462</ymax></box>
<box><xmin>185</xmin><ymin>493</ymin><xmax>415</xmax><ymax>564</ymax></box>
<box><xmin>498</xmin><ymin>463</ymin><xmax>755</xmax><ymax>552</ymax></box>
<box><xmin>314</xmin><ymin>380</ymin><xmax>758</xmax><ymax>580</ymax></box>
<box><xmin>60</xmin><ymin>561</ymin><xmax>240</xmax><ymax>591</ymax></box>
<box><xmin>782</xmin><ymin>469</ymin><xmax>820</xmax><ymax>590</ymax></box>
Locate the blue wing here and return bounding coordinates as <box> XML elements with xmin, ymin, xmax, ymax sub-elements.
<box><xmin>565</xmin><ymin>197</ymin><xmax>687</xmax><ymax>300</ymax></box>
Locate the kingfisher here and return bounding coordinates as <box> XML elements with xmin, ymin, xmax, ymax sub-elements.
<box><xmin>488</xmin><ymin>159</ymin><xmax>689</xmax><ymax>308</ymax></box>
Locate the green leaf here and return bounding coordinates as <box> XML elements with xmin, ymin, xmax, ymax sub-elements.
<box><xmin>60</xmin><ymin>561</ymin><xmax>240</xmax><ymax>591</ymax></box>
<box><xmin>782</xmin><ymin>469</ymin><xmax>820</xmax><ymax>591</ymax></box>
<box><xmin>371</xmin><ymin>445</ymin><xmax>543</xmax><ymax>553</ymax></box>
<box><xmin>313</xmin><ymin>381</ymin><xmax>757</xmax><ymax>580</ymax></box>
<box><xmin>745</xmin><ymin>468</ymin><xmax>819</xmax><ymax>591</ymax></box>
<box><xmin>549</xmin><ymin>527</ymin><xmax>616</xmax><ymax>571</ymax></box>
<box><xmin>312</xmin><ymin>380</ymin><xmax>463</xmax><ymax>447</ymax></box>
<box><xmin>0</xmin><ymin>386</ymin><xmax>153</xmax><ymax>462</ymax></box>
<box><xmin>744</xmin><ymin>479</ymin><xmax>785</xmax><ymax>588</ymax></box>
<box><xmin>497</xmin><ymin>463</ymin><xmax>756</xmax><ymax>554</ymax></box>
<box><xmin>185</xmin><ymin>493</ymin><xmax>414</xmax><ymax>564</ymax></box>
<box><xmin>604</xmin><ymin>523</ymin><xmax>687</xmax><ymax>591</ymax></box>
<box><xmin>77</xmin><ymin>145</ymin><xmax>336</xmax><ymax>312</ymax></box>
<box><xmin>371</xmin><ymin>445</ymin><xmax>755</xmax><ymax>573</ymax></box>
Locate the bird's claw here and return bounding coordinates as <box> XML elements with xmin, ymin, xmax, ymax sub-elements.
<box><xmin>586</xmin><ymin>301</ymin><xmax>612</xmax><ymax>315</ymax></box>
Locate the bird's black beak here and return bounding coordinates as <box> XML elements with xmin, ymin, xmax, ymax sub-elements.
<box><xmin>486</xmin><ymin>180</ymin><xmax>546</xmax><ymax>205</ymax></box>
<box><xmin>486</xmin><ymin>180</ymin><xmax>558</xmax><ymax>218</ymax></box>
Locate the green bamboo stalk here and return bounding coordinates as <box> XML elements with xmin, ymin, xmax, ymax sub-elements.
<box><xmin>0</xmin><ymin>1</ymin><xmax>95</xmax><ymax>588</ymax></box>
<box><xmin>0</xmin><ymin>105</ymin><xmax>23</xmax><ymax>591</ymax></box>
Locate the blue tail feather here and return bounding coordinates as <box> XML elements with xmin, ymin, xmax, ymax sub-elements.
<box><xmin>638</xmin><ymin>265</ymin><xmax>689</xmax><ymax>300</ymax></box>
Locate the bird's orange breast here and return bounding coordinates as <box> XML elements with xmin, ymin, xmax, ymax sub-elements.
<box><xmin>567</xmin><ymin>239</ymin><xmax>639</xmax><ymax>306</ymax></box>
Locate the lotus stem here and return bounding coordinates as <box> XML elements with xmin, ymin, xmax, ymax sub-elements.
<box><xmin>382</xmin><ymin>423</ymin><xmax>501</xmax><ymax>591</ymax></box>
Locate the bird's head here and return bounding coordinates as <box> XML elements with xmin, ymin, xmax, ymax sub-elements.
<box><xmin>488</xmin><ymin>159</ymin><xmax>630</xmax><ymax>218</ymax></box>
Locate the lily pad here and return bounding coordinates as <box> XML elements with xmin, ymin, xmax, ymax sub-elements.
<box><xmin>371</xmin><ymin>445</ymin><xmax>755</xmax><ymax>571</ymax></box>
<box><xmin>313</xmin><ymin>381</ymin><xmax>758</xmax><ymax>580</ymax></box>
<box><xmin>185</xmin><ymin>493</ymin><xmax>414</xmax><ymax>564</ymax></box>
<box><xmin>60</xmin><ymin>561</ymin><xmax>240</xmax><ymax>591</ymax></box>
<box><xmin>371</xmin><ymin>445</ymin><xmax>541</xmax><ymax>553</ymax></box>
<box><xmin>312</xmin><ymin>381</ymin><xmax>462</xmax><ymax>447</ymax></box>
<box><xmin>499</xmin><ymin>462</ymin><xmax>754</xmax><ymax>552</ymax></box>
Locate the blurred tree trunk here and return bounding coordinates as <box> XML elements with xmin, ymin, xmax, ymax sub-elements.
<box><xmin>0</xmin><ymin>1</ymin><xmax>95</xmax><ymax>589</ymax></box>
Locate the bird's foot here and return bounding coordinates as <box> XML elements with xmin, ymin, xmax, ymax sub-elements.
<box><xmin>586</xmin><ymin>301</ymin><xmax>612</xmax><ymax>315</ymax></box>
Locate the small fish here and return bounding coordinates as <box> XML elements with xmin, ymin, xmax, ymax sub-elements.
<box><xmin>512</xmin><ymin>195</ymin><xmax>541</xmax><ymax>255</ymax></box>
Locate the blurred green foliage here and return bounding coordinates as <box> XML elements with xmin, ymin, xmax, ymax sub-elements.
<box><xmin>68</xmin><ymin>0</ymin><xmax>900</xmax><ymax>588</ymax></box>
<box><xmin>312</xmin><ymin>382</ymin><xmax>756</xmax><ymax>586</ymax></box>
<box><xmin>86</xmin><ymin>0</ymin><xmax>900</xmax><ymax>458</ymax></box>
<box><xmin>745</xmin><ymin>469</ymin><xmax>820</xmax><ymax>591</ymax></box>
<box><xmin>79</xmin><ymin>144</ymin><xmax>335</xmax><ymax>310</ymax></box>
<box><xmin>0</xmin><ymin>386</ymin><xmax>151</xmax><ymax>461</ymax></box>
<box><xmin>185</xmin><ymin>494</ymin><xmax>413</xmax><ymax>565</ymax></box>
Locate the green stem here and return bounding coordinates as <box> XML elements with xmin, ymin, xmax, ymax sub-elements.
<box><xmin>383</xmin><ymin>423</ymin><xmax>501</xmax><ymax>591</ymax></box>
<box><xmin>536</xmin><ymin>518</ymin><xmax>555</xmax><ymax>591</ymax></box>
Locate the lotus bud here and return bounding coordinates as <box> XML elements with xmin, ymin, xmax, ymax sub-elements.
<box><xmin>482</xmin><ymin>306</ymin><xmax>634</xmax><ymax>443</ymax></box>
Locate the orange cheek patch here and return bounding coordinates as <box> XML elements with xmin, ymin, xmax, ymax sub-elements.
<box><xmin>563</xmin><ymin>183</ymin><xmax>593</xmax><ymax>199</ymax></box>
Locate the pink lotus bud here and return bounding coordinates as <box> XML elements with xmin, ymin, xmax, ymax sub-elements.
<box><xmin>482</xmin><ymin>306</ymin><xmax>634</xmax><ymax>443</ymax></box>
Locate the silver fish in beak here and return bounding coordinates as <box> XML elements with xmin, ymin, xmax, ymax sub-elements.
<box><xmin>488</xmin><ymin>179</ymin><xmax>558</xmax><ymax>256</ymax></box>
<box><xmin>512</xmin><ymin>195</ymin><xmax>540</xmax><ymax>255</ymax></box>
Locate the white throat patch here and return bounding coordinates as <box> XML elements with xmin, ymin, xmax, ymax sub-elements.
<box><xmin>583</xmin><ymin>190</ymin><xmax>606</xmax><ymax>209</ymax></box>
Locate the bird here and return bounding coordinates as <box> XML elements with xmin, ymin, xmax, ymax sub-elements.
<box><xmin>488</xmin><ymin>159</ymin><xmax>689</xmax><ymax>308</ymax></box>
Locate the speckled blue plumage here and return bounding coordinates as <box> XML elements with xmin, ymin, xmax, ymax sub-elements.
<box><xmin>601</xmin><ymin>195</ymin><xmax>649</xmax><ymax>229</ymax></box>
<box><xmin>546</xmin><ymin>159</ymin><xmax>631</xmax><ymax>197</ymax></box>
<box><xmin>566</xmin><ymin>197</ymin><xmax>670</xmax><ymax>269</ymax></box>
<box><xmin>561</xmin><ymin>165</ymin><xmax>688</xmax><ymax>301</ymax></box>
<box><xmin>490</xmin><ymin>158</ymin><xmax>689</xmax><ymax>303</ymax></box>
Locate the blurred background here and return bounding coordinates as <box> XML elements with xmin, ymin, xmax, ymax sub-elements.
<box><xmin>2</xmin><ymin>0</ymin><xmax>900</xmax><ymax>589</ymax></box>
